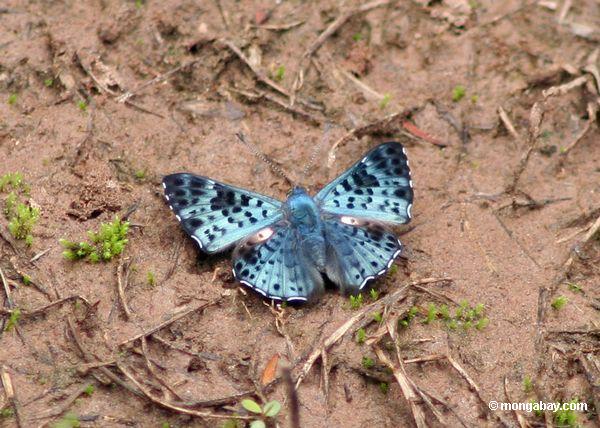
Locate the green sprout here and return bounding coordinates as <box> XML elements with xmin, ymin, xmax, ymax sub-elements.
<box><xmin>135</xmin><ymin>0</ymin><xmax>144</xmax><ymax>8</ymax></box>
<box><xmin>387</xmin><ymin>264</ymin><xmax>398</xmax><ymax>277</ymax></box>
<box><xmin>274</xmin><ymin>65</ymin><xmax>285</xmax><ymax>82</ymax></box>
<box><xmin>83</xmin><ymin>384</ymin><xmax>95</xmax><ymax>396</ymax></box>
<box><xmin>77</xmin><ymin>100</ymin><xmax>87</xmax><ymax>112</ymax></box>
<box><xmin>399</xmin><ymin>306</ymin><xmax>419</xmax><ymax>327</ymax></box>
<box><xmin>147</xmin><ymin>271</ymin><xmax>156</xmax><ymax>286</ymax></box>
<box><xmin>4</xmin><ymin>192</ymin><xmax>17</xmax><ymax>217</ymax></box>
<box><xmin>439</xmin><ymin>304</ymin><xmax>450</xmax><ymax>320</ymax></box>
<box><xmin>356</xmin><ymin>327</ymin><xmax>366</xmax><ymax>344</ymax></box>
<box><xmin>379</xmin><ymin>382</ymin><xmax>389</xmax><ymax>394</ymax></box>
<box><xmin>424</xmin><ymin>303</ymin><xmax>438</xmax><ymax>324</ymax></box>
<box><xmin>379</xmin><ymin>93</ymin><xmax>392</xmax><ymax>109</ymax></box>
<box><xmin>5</xmin><ymin>308</ymin><xmax>21</xmax><ymax>331</ymax></box>
<box><xmin>349</xmin><ymin>293</ymin><xmax>363</xmax><ymax>310</ymax></box>
<box><xmin>22</xmin><ymin>274</ymin><xmax>31</xmax><ymax>285</ymax></box>
<box><xmin>352</xmin><ymin>32</ymin><xmax>363</xmax><ymax>41</ymax></box>
<box><xmin>7</xmin><ymin>94</ymin><xmax>17</xmax><ymax>106</ymax></box>
<box><xmin>8</xmin><ymin>203</ymin><xmax>40</xmax><ymax>246</ymax></box>
<box><xmin>475</xmin><ymin>317</ymin><xmax>489</xmax><ymax>330</ymax></box>
<box><xmin>567</xmin><ymin>283</ymin><xmax>583</xmax><ymax>294</ymax></box>
<box><xmin>523</xmin><ymin>375</ymin><xmax>533</xmax><ymax>393</ymax></box>
<box><xmin>369</xmin><ymin>288</ymin><xmax>379</xmax><ymax>300</ymax></box>
<box><xmin>373</xmin><ymin>311</ymin><xmax>383</xmax><ymax>323</ymax></box>
<box><xmin>241</xmin><ymin>399</ymin><xmax>281</xmax><ymax>428</ymax></box>
<box><xmin>452</xmin><ymin>85</ymin><xmax>466</xmax><ymax>102</ymax></box>
<box><xmin>134</xmin><ymin>169</ymin><xmax>146</xmax><ymax>180</ymax></box>
<box><xmin>44</xmin><ymin>78</ymin><xmax>54</xmax><ymax>87</ymax></box>
<box><xmin>551</xmin><ymin>296</ymin><xmax>568</xmax><ymax>310</ymax></box>
<box><xmin>554</xmin><ymin>399</ymin><xmax>579</xmax><ymax>428</ymax></box>
<box><xmin>52</xmin><ymin>412</ymin><xmax>80</xmax><ymax>428</ymax></box>
<box><xmin>60</xmin><ymin>217</ymin><xmax>129</xmax><ymax>262</ymax></box>
<box><xmin>361</xmin><ymin>356</ymin><xmax>375</xmax><ymax>369</ymax></box>
<box><xmin>1</xmin><ymin>408</ymin><xmax>14</xmax><ymax>418</ymax></box>
<box><xmin>0</xmin><ymin>172</ymin><xmax>24</xmax><ymax>192</ymax></box>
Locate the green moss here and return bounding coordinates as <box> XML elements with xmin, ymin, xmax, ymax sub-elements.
<box><xmin>399</xmin><ymin>306</ymin><xmax>419</xmax><ymax>327</ymax></box>
<box><xmin>83</xmin><ymin>384</ymin><xmax>95</xmax><ymax>396</ymax></box>
<box><xmin>352</xmin><ymin>32</ymin><xmax>363</xmax><ymax>41</ymax></box>
<box><xmin>567</xmin><ymin>282</ymin><xmax>583</xmax><ymax>293</ymax></box>
<box><xmin>0</xmin><ymin>408</ymin><xmax>14</xmax><ymax>418</ymax></box>
<box><xmin>349</xmin><ymin>293</ymin><xmax>363</xmax><ymax>310</ymax></box>
<box><xmin>8</xmin><ymin>203</ymin><xmax>40</xmax><ymax>245</ymax></box>
<box><xmin>147</xmin><ymin>271</ymin><xmax>156</xmax><ymax>286</ymax></box>
<box><xmin>60</xmin><ymin>217</ymin><xmax>129</xmax><ymax>262</ymax></box>
<box><xmin>356</xmin><ymin>328</ymin><xmax>366</xmax><ymax>344</ymax></box>
<box><xmin>134</xmin><ymin>169</ymin><xmax>146</xmax><ymax>180</ymax></box>
<box><xmin>372</xmin><ymin>311</ymin><xmax>383</xmax><ymax>323</ymax></box>
<box><xmin>424</xmin><ymin>303</ymin><xmax>438</xmax><ymax>324</ymax></box>
<box><xmin>7</xmin><ymin>94</ymin><xmax>17</xmax><ymax>106</ymax></box>
<box><xmin>361</xmin><ymin>356</ymin><xmax>375</xmax><ymax>369</ymax></box>
<box><xmin>554</xmin><ymin>399</ymin><xmax>579</xmax><ymax>428</ymax></box>
<box><xmin>0</xmin><ymin>172</ymin><xmax>24</xmax><ymax>192</ymax></box>
<box><xmin>77</xmin><ymin>100</ymin><xmax>87</xmax><ymax>112</ymax></box>
<box><xmin>5</xmin><ymin>308</ymin><xmax>21</xmax><ymax>331</ymax></box>
<box><xmin>551</xmin><ymin>296</ymin><xmax>568</xmax><ymax>310</ymax></box>
<box><xmin>22</xmin><ymin>274</ymin><xmax>31</xmax><ymax>285</ymax></box>
<box><xmin>274</xmin><ymin>65</ymin><xmax>285</xmax><ymax>82</ymax></box>
<box><xmin>452</xmin><ymin>85</ymin><xmax>466</xmax><ymax>102</ymax></box>
<box><xmin>52</xmin><ymin>412</ymin><xmax>80</xmax><ymax>428</ymax></box>
<box><xmin>523</xmin><ymin>375</ymin><xmax>533</xmax><ymax>393</ymax></box>
<box><xmin>44</xmin><ymin>78</ymin><xmax>54</xmax><ymax>87</ymax></box>
<box><xmin>379</xmin><ymin>93</ymin><xmax>392</xmax><ymax>109</ymax></box>
<box><xmin>369</xmin><ymin>288</ymin><xmax>379</xmax><ymax>300</ymax></box>
<box><xmin>379</xmin><ymin>382</ymin><xmax>389</xmax><ymax>394</ymax></box>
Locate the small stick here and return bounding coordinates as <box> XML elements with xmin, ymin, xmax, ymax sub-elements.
<box><xmin>116</xmin><ymin>256</ymin><xmax>132</xmax><ymax>319</ymax></box>
<box><xmin>33</xmin><ymin>383</ymin><xmax>95</xmax><ymax>420</ymax></box>
<box><xmin>116</xmin><ymin>363</ymin><xmax>252</xmax><ymax>420</ymax></box>
<box><xmin>283</xmin><ymin>368</ymin><xmax>301</xmax><ymax>428</ymax></box>
<box><xmin>506</xmin><ymin>102</ymin><xmax>544</xmax><ymax>195</ymax></box>
<box><xmin>562</xmin><ymin>213</ymin><xmax>600</xmax><ymax>272</ymax></box>
<box><xmin>0</xmin><ymin>267</ymin><xmax>14</xmax><ymax>308</ymax></box>
<box><xmin>1</xmin><ymin>365</ymin><xmax>22</xmax><ymax>427</ymax></box>
<box><xmin>557</xmin><ymin>0</ymin><xmax>572</xmax><ymax>24</ymax></box>
<box><xmin>498</xmin><ymin>106</ymin><xmax>523</xmax><ymax>144</ymax></box>
<box><xmin>294</xmin><ymin>278</ymin><xmax>451</xmax><ymax>389</ymax></box>
<box><xmin>560</xmin><ymin>102</ymin><xmax>597</xmax><ymax>155</ymax></box>
<box><xmin>577</xmin><ymin>354</ymin><xmax>600</xmax><ymax>425</ymax></box>
<box><xmin>542</xmin><ymin>74</ymin><xmax>589</xmax><ymax>98</ymax></box>
<box><xmin>252</xmin><ymin>20</ymin><xmax>305</xmax><ymax>31</ymax></box>
<box><xmin>140</xmin><ymin>336</ymin><xmax>183</xmax><ymax>400</ymax></box>
<box><xmin>30</xmin><ymin>247</ymin><xmax>51</xmax><ymax>262</ymax></box>
<box><xmin>0</xmin><ymin>295</ymin><xmax>89</xmax><ymax>317</ymax></box>
<box><xmin>119</xmin><ymin>300</ymin><xmax>214</xmax><ymax>346</ymax></box>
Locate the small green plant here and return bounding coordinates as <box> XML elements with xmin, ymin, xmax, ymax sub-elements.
<box><xmin>551</xmin><ymin>296</ymin><xmax>568</xmax><ymax>310</ymax></box>
<box><xmin>134</xmin><ymin>169</ymin><xmax>146</xmax><ymax>180</ymax></box>
<box><xmin>439</xmin><ymin>304</ymin><xmax>450</xmax><ymax>320</ymax></box>
<box><xmin>77</xmin><ymin>100</ymin><xmax>87</xmax><ymax>112</ymax></box>
<box><xmin>387</xmin><ymin>264</ymin><xmax>398</xmax><ymax>277</ymax></box>
<box><xmin>274</xmin><ymin>65</ymin><xmax>285</xmax><ymax>82</ymax></box>
<box><xmin>135</xmin><ymin>0</ymin><xmax>144</xmax><ymax>8</ymax></box>
<box><xmin>452</xmin><ymin>85</ymin><xmax>466</xmax><ymax>102</ymax></box>
<box><xmin>4</xmin><ymin>192</ymin><xmax>17</xmax><ymax>217</ymax></box>
<box><xmin>530</xmin><ymin>399</ymin><xmax>543</xmax><ymax>417</ymax></box>
<box><xmin>4</xmin><ymin>308</ymin><xmax>20</xmax><ymax>331</ymax></box>
<box><xmin>147</xmin><ymin>271</ymin><xmax>156</xmax><ymax>286</ymax></box>
<box><xmin>349</xmin><ymin>293</ymin><xmax>363</xmax><ymax>310</ymax></box>
<box><xmin>567</xmin><ymin>282</ymin><xmax>583</xmax><ymax>293</ymax></box>
<box><xmin>161</xmin><ymin>423</ymin><xmax>170</xmax><ymax>428</ymax></box>
<box><xmin>22</xmin><ymin>274</ymin><xmax>31</xmax><ymax>285</ymax></box>
<box><xmin>60</xmin><ymin>217</ymin><xmax>129</xmax><ymax>262</ymax></box>
<box><xmin>0</xmin><ymin>407</ymin><xmax>14</xmax><ymax>418</ymax></box>
<box><xmin>554</xmin><ymin>399</ymin><xmax>579</xmax><ymax>428</ymax></box>
<box><xmin>451</xmin><ymin>300</ymin><xmax>488</xmax><ymax>331</ymax></box>
<box><xmin>523</xmin><ymin>375</ymin><xmax>533</xmax><ymax>393</ymax></box>
<box><xmin>8</xmin><ymin>203</ymin><xmax>40</xmax><ymax>246</ymax></box>
<box><xmin>379</xmin><ymin>382</ymin><xmax>389</xmax><ymax>394</ymax></box>
<box><xmin>52</xmin><ymin>412</ymin><xmax>80</xmax><ymax>428</ymax></box>
<box><xmin>373</xmin><ymin>311</ymin><xmax>383</xmax><ymax>323</ymax></box>
<box><xmin>361</xmin><ymin>356</ymin><xmax>375</xmax><ymax>369</ymax></box>
<box><xmin>475</xmin><ymin>317</ymin><xmax>489</xmax><ymax>330</ymax></box>
<box><xmin>352</xmin><ymin>32</ymin><xmax>363</xmax><ymax>41</ymax></box>
<box><xmin>44</xmin><ymin>78</ymin><xmax>54</xmax><ymax>87</ymax></box>
<box><xmin>7</xmin><ymin>94</ymin><xmax>17</xmax><ymax>106</ymax></box>
<box><xmin>470</xmin><ymin>94</ymin><xmax>479</xmax><ymax>104</ymax></box>
<box><xmin>379</xmin><ymin>93</ymin><xmax>392</xmax><ymax>109</ymax></box>
<box><xmin>424</xmin><ymin>303</ymin><xmax>438</xmax><ymax>324</ymax></box>
<box><xmin>83</xmin><ymin>384</ymin><xmax>95</xmax><ymax>396</ymax></box>
<box><xmin>241</xmin><ymin>399</ymin><xmax>281</xmax><ymax>428</ymax></box>
<box><xmin>399</xmin><ymin>306</ymin><xmax>419</xmax><ymax>327</ymax></box>
<box><xmin>0</xmin><ymin>172</ymin><xmax>24</xmax><ymax>192</ymax></box>
<box><xmin>369</xmin><ymin>288</ymin><xmax>379</xmax><ymax>300</ymax></box>
<box><xmin>356</xmin><ymin>327</ymin><xmax>366</xmax><ymax>344</ymax></box>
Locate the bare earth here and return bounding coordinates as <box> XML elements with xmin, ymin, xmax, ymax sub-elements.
<box><xmin>1</xmin><ymin>1</ymin><xmax>599</xmax><ymax>427</ymax></box>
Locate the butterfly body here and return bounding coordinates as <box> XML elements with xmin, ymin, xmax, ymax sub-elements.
<box><xmin>163</xmin><ymin>142</ymin><xmax>414</xmax><ymax>302</ymax></box>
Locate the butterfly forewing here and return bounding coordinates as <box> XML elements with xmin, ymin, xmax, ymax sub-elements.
<box><xmin>163</xmin><ymin>173</ymin><xmax>283</xmax><ymax>253</ymax></box>
<box><xmin>315</xmin><ymin>142</ymin><xmax>413</xmax><ymax>224</ymax></box>
<box><xmin>233</xmin><ymin>225</ymin><xmax>324</xmax><ymax>301</ymax></box>
<box><xmin>323</xmin><ymin>215</ymin><xmax>402</xmax><ymax>294</ymax></box>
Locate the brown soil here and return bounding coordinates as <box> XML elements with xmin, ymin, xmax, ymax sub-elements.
<box><xmin>1</xmin><ymin>1</ymin><xmax>599</xmax><ymax>427</ymax></box>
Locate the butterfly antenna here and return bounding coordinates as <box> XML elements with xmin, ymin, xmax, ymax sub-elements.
<box><xmin>302</xmin><ymin>122</ymin><xmax>333</xmax><ymax>178</ymax></box>
<box><xmin>235</xmin><ymin>132</ymin><xmax>294</xmax><ymax>187</ymax></box>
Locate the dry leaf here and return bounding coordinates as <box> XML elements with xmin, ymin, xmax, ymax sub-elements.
<box><xmin>261</xmin><ymin>353</ymin><xmax>279</xmax><ymax>385</ymax></box>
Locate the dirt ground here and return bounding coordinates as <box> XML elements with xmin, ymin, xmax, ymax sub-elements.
<box><xmin>1</xmin><ymin>0</ymin><xmax>599</xmax><ymax>427</ymax></box>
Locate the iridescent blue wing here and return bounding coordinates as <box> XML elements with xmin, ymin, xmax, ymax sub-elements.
<box><xmin>315</xmin><ymin>142</ymin><xmax>413</xmax><ymax>224</ymax></box>
<box><xmin>163</xmin><ymin>173</ymin><xmax>283</xmax><ymax>253</ymax></box>
<box><xmin>323</xmin><ymin>215</ymin><xmax>402</xmax><ymax>294</ymax></box>
<box><xmin>232</xmin><ymin>225</ymin><xmax>324</xmax><ymax>302</ymax></box>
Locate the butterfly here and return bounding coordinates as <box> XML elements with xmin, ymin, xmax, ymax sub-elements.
<box><xmin>162</xmin><ymin>142</ymin><xmax>413</xmax><ymax>302</ymax></box>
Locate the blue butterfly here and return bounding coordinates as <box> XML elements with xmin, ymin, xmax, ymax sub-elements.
<box><xmin>162</xmin><ymin>142</ymin><xmax>413</xmax><ymax>302</ymax></box>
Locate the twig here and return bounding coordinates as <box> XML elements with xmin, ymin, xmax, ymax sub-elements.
<box><xmin>506</xmin><ymin>102</ymin><xmax>544</xmax><ymax>195</ymax></box>
<box><xmin>542</xmin><ymin>74</ymin><xmax>589</xmax><ymax>98</ymax></box>
<box><xmin>151</xmin><ymin>334</ymin><xmax>221</xmax><ymax>361</ymax></box>
<box><xmin>560</xmin><ymin>102</ymin><xmax>597</xmax><ymax>155</ymax></box>
<box><xmin>33</xmin><ymin>383</ymin><xmax>95</xmax><ymax>420</ymax></box>
<box><xmin>119</xmin><ymin>300</ymin><xmax>214</xmax><ymax>346</ymax></box>
<box><xmin>252</xmin><ymin>20</ymin><xmax>305</xmax><ymax>31</ymax></box>
<box><xmin>498</xmin><ymin>106</ymin><xmax>523</xmax><ymax>144</ymax></box>
<box><xmin>562</xmin><ymin>213</ymin><xmax>600</xmax><ymax>272</ymax></box>
<box><xmin>0</xmin><ymin>267</ymin><xmax>14</xmax><ymax>308</ymax></box>
<box><xmin>1</xmin><ymin>365</ymin><xmax>22</xmax><ymax>427</ymax></box>
<box><xmin>291</xmin><ymin>0</ymin><xmax>392</xmax><ymax>104</ymax></box>
<box><xmin>557</xmin><ymin>0</ymin><xmax>572</xmax><ymax>24</ymax></box>
<box><xmin>294</xmin><ymin>278</ymin><xmax>451</xmax><ymax>389</ymax></box>
<box><xmin>116</xmin><ymin>256</ymin><xmax>132</xmax><ymax>319</ymax></box>
<box><xmin>115</xmin><ymin>362</ymin><xmax>251</xmax><ymax>420</ymax></box>
<box><xmin>140</xmin><ymin>336</ymin><xmax>182</xmax><ymax>401</ymax></box>
<box><xmin>30</xmin><ymin>247</ymin><xmax>51</xmax><ymax>263</ymax></box>
<box><xmin>0</xmin><ymin>295</ymin><xmax>90</xmax><ymax>317</ymax></box>
<box><xmin>577</xmin><ymin>354</ymin><xmax>600</xmax><ymax>425</ymax></box>
<box><xmin>283</xmin><ymin>368</ymin><xmax>301</xmax><ymax>428</ymax></box>
<box><xmin>327</xmin><ymin>109</ymin><xmax>414</xmax><ymax>168</ymax></box>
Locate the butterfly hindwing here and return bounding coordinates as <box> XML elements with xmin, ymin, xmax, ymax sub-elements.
<box><xmin>323</xmin><ymin>215</ymin><xmax>401</xmax><ymax>294</ymax></box>
<box><xmin>163</xmin><ymin>173</ymin><xmax>283</xmax><ymax>253</ymax></box>
<box><xmin>233</xmin><ymin>225</ymin><xmax>324</xmax><ymax>302</ymax></box>
<box><xmin>316</xmin><ymin>142</ymin><xmax>413</xmax><ymax>224</ymax></box>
